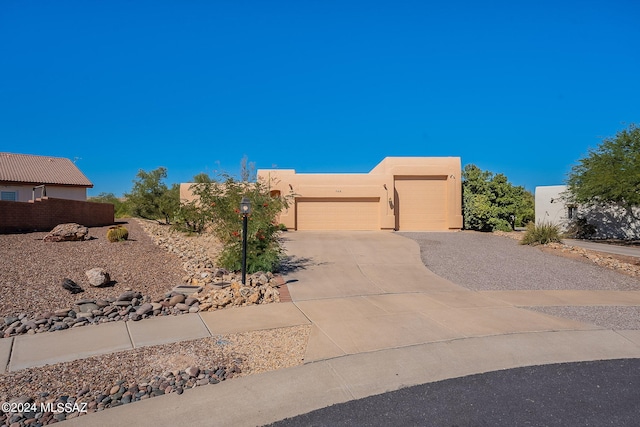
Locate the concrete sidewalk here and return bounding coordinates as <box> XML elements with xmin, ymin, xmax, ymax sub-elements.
<box><xmin>2</xmin><ymin>304</ymin><xmax>311</xmax><ymax>373</ymax></box>
<box><xmin>4</xmin><ymin>230</ymin><xmax>636</xmax><ymax>426</ymax></box>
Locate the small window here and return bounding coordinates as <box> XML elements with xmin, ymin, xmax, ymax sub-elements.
<box><xmin>1</xmin><ymin>191</ymin><xmax>17</xmax><ymax>201</ymax></box>
<box><xmin>567</xmin><ymin>206</ymin><xmax>577</xmax><ymax>219</ymax></box>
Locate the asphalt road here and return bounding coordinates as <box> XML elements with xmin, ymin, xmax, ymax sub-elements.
<box><xmin>564</xmin><ymin>239</ymin><xmax>640</xmax><ymax>258</ymax></box>
<box><xmin>268</xmin><ymin>359</ymin><xmax>640</xmax><ymax>427</ymax></box>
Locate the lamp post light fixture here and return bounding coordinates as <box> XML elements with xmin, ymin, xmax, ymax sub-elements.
<box><xmin>240</xmin><ymin>197</ymin><xmax>252</xmax><ymax>284</ymax></box>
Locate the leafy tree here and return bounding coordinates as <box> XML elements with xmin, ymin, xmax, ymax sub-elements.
<box><xmin>192</xmin><ymin>172</ymin><xmax>213</xmax><ymax>183</ymax></box>
<box><xmin>513</xmin><ymin>186</ymin><xmax>535</xmax><ymax>227</ymax></box>
<box><xmin>125</xmin><ymin>167</ymin><xmax>179</xmax><ymax>224</ymax></box>
<box><xmin>88</xmin><ymin>192</ymin><xmax>130</xmax><ymax>218</ymax></box>
<box><xmin>161</xmin><ymin>183</ymin><xmax>180</xmax><ymax>222</ymax></box>
<box><xmin>567</xmin><ymin>123</ymin><xmax>640</xmax><ymax>219</ymax></box>
<box><xmin>172</xmin><ymin>173</ymin><xmax>215</xmax><ymax>233</ymax></box>
<box><xmin>463</xmin><ymin>164</ymin><xmax>534</xmax><ymax>231</ymax></box>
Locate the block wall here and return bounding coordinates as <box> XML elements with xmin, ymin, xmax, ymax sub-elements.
<box><xmin>0</xmin><ymin>197</ymin><xmax>114</xmax><ymax>233</ymax></box>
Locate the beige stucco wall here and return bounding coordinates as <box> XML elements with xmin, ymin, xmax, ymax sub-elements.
<box><xmin>259</xmin><ymin>171</ymin><xmax>396</xmax><ymax>229</ymax></box>
<box><xmin>180</xmin><ymin>183</ymin><xmax>197</xmax><ymax>203</ymax></box>
<box><xmin>0</xmin><ymin>184</ymin><xmax>87</xmax><ymax>202</ymax></box>
<box><xmin>257</xmin><ymin>157</ymin><xmax>462</xmax><ymax>231</ymax></box>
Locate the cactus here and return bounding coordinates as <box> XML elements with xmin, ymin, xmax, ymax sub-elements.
<box><xmin>106</xmin><ymin>225</ymin><xmax>129</xmax><ymax>242</ymax></box>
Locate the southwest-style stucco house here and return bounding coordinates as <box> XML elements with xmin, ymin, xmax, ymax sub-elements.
<box><xmin>182</xmin><ymin>157</ymin><xmax>463</xmax><ymax>231</ymax></box>
<box><xmin>0</xmin><ymin>152</ymin><xmax>93</xmax><ymax>202</ymax></box>
<box><xmin>535</xmin><ymin>185</ymin><xmax>640</xmax><ymax>240</ymax></box>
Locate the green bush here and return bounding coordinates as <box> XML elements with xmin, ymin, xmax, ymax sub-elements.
<box><xmin>106</xmin><ymin>225</ymin><xmax>129</xmax><ymax>242</ymax></box>
<box><xmin>520</xmin><ymin>222</ymin><xmax>562</xmax><ymax>246</ymax></box>
<box><xmin>462</xmin><ymin>164</ymin><xmax>534</xmax><ymax>232</ymax></box>
<box><xmin>488</xmin><ymin>218</ymin><xmax>513</xmax><ymax>232</ymax></box>
<box><xmin>172</xmin><ymin>202</ymin><xmax>207</xmax><ymax>234</ymax></box>
<box><xmin>189</xmin><ymin>175</ymin><xmax>293</xmax><ymax>273</ymax></box>
<box><xmin>218</xmin><ymin>233</ymin><xmax>283</xmax><ymax>273</ymax></box>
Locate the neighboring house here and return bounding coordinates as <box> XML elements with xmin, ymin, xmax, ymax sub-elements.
<box><xmin>0</xmin><ymin>152</ymin><xmax>93</xmax><ymax>202</ymax></box>
<box><xmin>182</xmin><ymin>157</ymin><xmax>463</xmax><ymax>231</ymax></box>
<box><xmin>535</xmin><ymin>185</ymin><xmax>640</xmax><ymax>240</ymax></box>
<box><xmin>535</xmin><ymin>185</ymin><xmax>573</xmax><ymax>230</ymax></box>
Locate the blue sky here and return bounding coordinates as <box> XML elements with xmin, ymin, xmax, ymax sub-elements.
<box><xmin>2</xmin><ymin>0</ymin><xmax>639</xmax><ymax>197</ymax></box>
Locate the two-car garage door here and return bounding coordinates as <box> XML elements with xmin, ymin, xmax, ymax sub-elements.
<box><xmin>296</xmin><ymin>198</ymin><xmax>379</xmax><ymax>230</ymax></box>
<box><xmin>294</xmin><ymin>177</ymin><xmax>448</xmax><ymax>230</ymax></box>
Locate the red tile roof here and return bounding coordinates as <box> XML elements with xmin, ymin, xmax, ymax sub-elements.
<box><xmin>0</xmin><ymin>153</ymin><xmax>93</xmax><ymax>187</ymax></box>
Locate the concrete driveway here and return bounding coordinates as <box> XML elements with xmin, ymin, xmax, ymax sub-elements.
<box><xmin>60</xmin><ymin>231</ymin><xmax>640</xmax><ymax>427</ymax></box>
<box><xmin>281</xmin><ymin>231</ymin><xmax>604</xmax><ymax>363</ymax></box>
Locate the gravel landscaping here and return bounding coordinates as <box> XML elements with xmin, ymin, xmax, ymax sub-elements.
<box><xmin>0</xmin><ymin>326</ymin><xmax>309</xmax><ymax>425</ymax></box>
<box><xmin>398</xmin><ymin>231</ymin><xmax>640</xmax><ymax>292</ymax></box>
<box><xmin>0</xmin><ymin>219</ymin><xmax>185</xmax><ymax>317</ymax></box>
<box><xmin>399</xmin><ymin>231</ymin><xmax>640</xmax><ymax>330</ymax></box>
<box><xmin>1</xmin><ymin>219</ymin><xmax>284</xmax><ymax>339</ymax></box>
<box><xmin>0</xmin><ymin>219</ymin><xmax>309</xmax><ymax>426</ymax></box>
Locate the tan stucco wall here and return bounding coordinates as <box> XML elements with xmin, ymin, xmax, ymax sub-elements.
<box><xmin>257</xmin><ymin>157</ymin><xmax>462</xmax><ymax>231</ymax></box>
<box><xmin>260</xmin><ymin>171</ymin><xmax>395</xmax><ymax>230</ymax></box>
<box><xmin>180</xmin><ymin>183</ymin><xmax>197</xmax><ymax>203</ymax></box>
<box><xmin>0</xmin><ymin>184</ymin><xmax>87</xmax><ymax>202</ymax></box>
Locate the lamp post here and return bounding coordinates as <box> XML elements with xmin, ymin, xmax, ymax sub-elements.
<box><xmin>240</xmin><ymin>197</ymin><xmax>252</xmax><ymax>285</ymax></box>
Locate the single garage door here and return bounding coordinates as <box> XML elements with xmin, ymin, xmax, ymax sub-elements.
<box><xmin>296</xmin><ymin>198</ymin><xmax>379</xmax><ymax>230</ymax></box>
<box><xmin>395</xmin><ymin>177</ymin><xmax>447</xmax><ymax>230</ymax></box>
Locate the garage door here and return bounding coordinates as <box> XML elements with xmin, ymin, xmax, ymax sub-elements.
<box><xmin>395</xmin><ymin>177</ymin><xmax>447</xmax><ymax>230</ymax></box>
<box><xmin>296</xmin><ymin>198</ymin><xmax>379</xmax><ymax>230</ymax></box>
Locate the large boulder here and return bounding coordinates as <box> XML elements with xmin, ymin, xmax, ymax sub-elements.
<box><xmin>85</xmin><ymin>268</ymin><xmax>111</xmax><ymax>287</ymax></box>
<box><xmin>43</xmin><ymin>223</ymin><xmax>89</xmax><ymax>242</ymax></box>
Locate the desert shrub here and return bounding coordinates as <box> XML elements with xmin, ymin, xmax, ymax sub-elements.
<box><xmin>217</xmin><ymin>231</ymin><xmax>283</xmax><ymax>273</ymax></box>
<box><xmin>189</xmin><ymin>175</ymin><xmax>293</xmax><ymax>273</ymax></box>
<box><xmin>172</xmin><ymin>202</ymin><xmax>208</xmax><ymax>234</ymax></box>
<box><xmin>520</xmin><ymin>222</ymin><xmax>562</xmax><ymax>246</ymax></box>
<box><xmin>106</xmin><ymin>225</ymin><xmax>129</xmax><ymax>242</ymax></box>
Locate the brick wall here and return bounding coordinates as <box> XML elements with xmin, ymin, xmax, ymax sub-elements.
<box><xmin>0</xmin><ymin>197</ymin><xmax>114</xmax><ymax>233</ymax></box>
